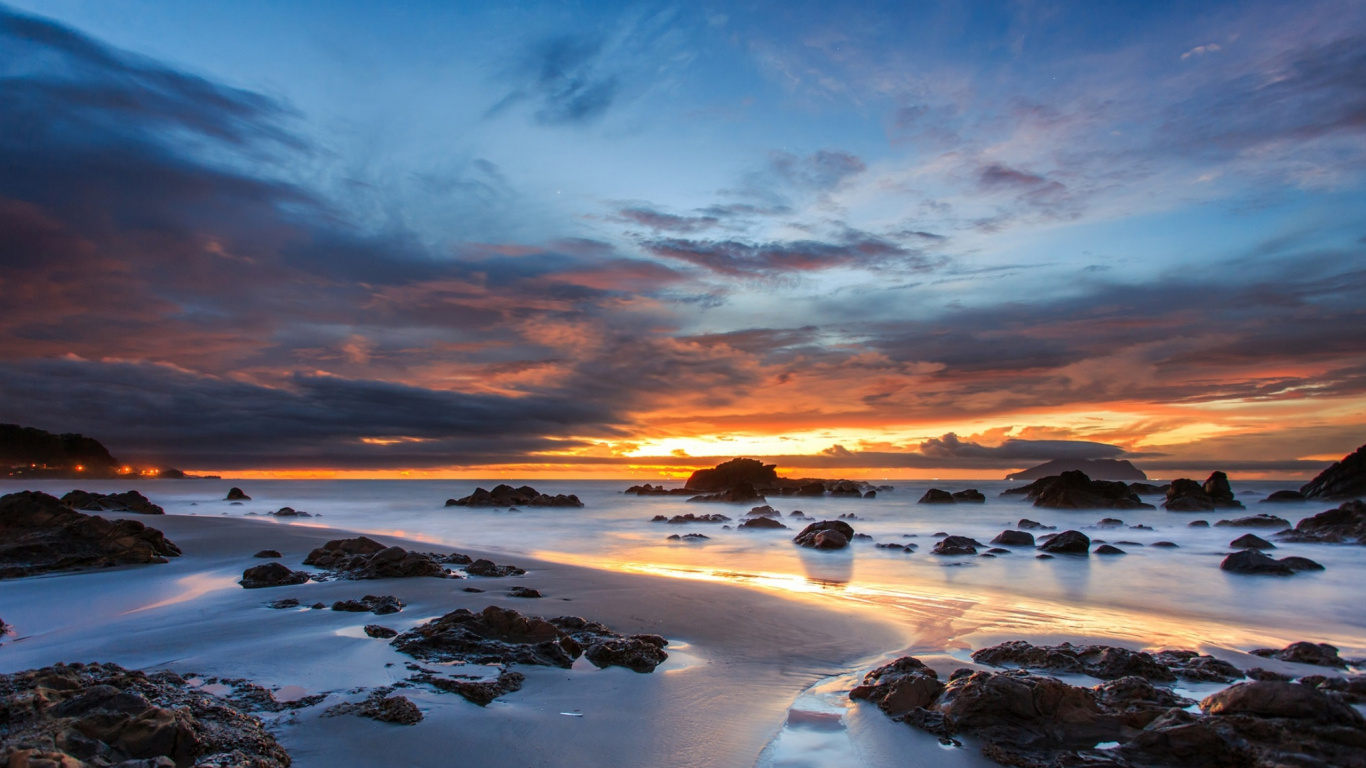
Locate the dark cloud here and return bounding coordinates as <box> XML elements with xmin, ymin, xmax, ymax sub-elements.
<box><xmin>490</xmin><ymin>34</ymin><xmax>619</xmax><ymax>125</ymax></box>
<box><xmin>617</xmin><ymin>207</ymin><xmax>721</xmax><ymax>233</ymax></box>
<box><xmin>644</xmin><ymin>233</ymin><xmax>933</xmax><ymax>277</ymax></box>
<box><xmin>918</xmin><ymin>432</ymin><xmax>1126</xmax><ymax>460</ymax></box>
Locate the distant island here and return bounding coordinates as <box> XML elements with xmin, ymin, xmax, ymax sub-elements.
<box><xmin>1006</xmin><ymin>458</ymin><xmax>1147</xmax><ymax>482</ymax></box>
<box><xmin>0</xmin><ymin>424</ymin><xmax>215</xmax><ymax>479</ymax></box>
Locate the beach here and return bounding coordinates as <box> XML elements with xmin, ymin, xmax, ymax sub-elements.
<box><xmin>2</xmin><ymin>480</ymin><xmax>1363</xmax><ymax>767</ymax></box>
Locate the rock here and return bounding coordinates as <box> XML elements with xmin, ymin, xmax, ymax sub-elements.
<box><xmin>989</xmin><ymin>530</ymin><xmax>1035</xmax><ymax>546</ymax></box>
<box><xmin>60</xmin><ymin>490</ymin><xmax>164</xmax><ymax>515</ymax></box>
<box><xmin>623</xmin><ymin>484</ymin><xmax>689</xmax><ymax>496</ymax></box>
<box><xmin>1229</xmin><ymin>533</ymin><xmax>1273</xmax><ymax>549</ymax></box>
<box><xmin>1300</xmin><ymin>442</ymin><xmax>1366</xmax><ymax>499</ymax></box>
<box><xmin>364</xmin><ymin>625</ymin><xmax>398</xmax><ymax>639</ymax></box>
<box><xmin>745</xmin><ymin>505</ymin><xmax>781</xmax><ymax>518</ymax></box>
<box><xmin>1128</xmin><ymin>482</ymin><xmax>1170</xmax><ymax>495</ymax></box>
<box><xmin>686</xmin><ymin>482</ymin><xmax>765</xmax><ymax>504</ymax></box>
<box><xmin>225</xmin><ymin>487</ymin><xmax>250</xmax><ymax>501</ymax></box>
<box><xmin>1163</xmin><ymin>473</ymin><xmax>1245</xmax><ymax>511</ymax></box>
<box><xmin>1093</xmin><ymin>544</ymin><xmax>1126</xmax><ymax>554</ymax></box>
<box><xmin>1215</xmin><ymin>513</ymin><xmax>1290</xmax><ymax>529</ymax></box>
<box><xmin>418</xmin><ymin>669</ymin><xmax>525</xmax><ymax>706</ymax></box>
<box><xmin>303</xmin><ymin>536</ymin><xmax>457</xmax><ymax>580</ymax></box>
<box><xmin>1245</xmin><ymin>668</ymin><xmax>1293</xmax><ymax>681</ymax></box>
<box><xmin>1015</xmin><ymin>518</ymin><xmax>1055</xmax><ymax>530</ymax></box>
<box><xmin>1277</xmin><ymin>499</ymin><xmax>1366</xmax><ymax>543</ymax></box>
<box><xmin>863</xmin><ymin>490</ymin><xmax>877</xmax><ymax>499</ymax></box>
<box><xmin>1039</xmin><ymin>530</ymin><xmax>1090</xmax><ymax>554</ymax></box>
<box><xmin>266</xmin><ymin>598</ymin><xmax>299</xmax><ymax>609</ymax></box>
<box><xmin>465</xmin><ymin>559</ymin><xmax>526</xmax><ymax>577</ymax></box>
<box><xmin>931</xmin><ymin>535</ymin><xmax>980</xmax><ymax>555</ymax></box>
<box><xmin>1188</xmin><ymin>519</ymin><xmax>1209</xmax><ymax>527</ymax></box>
<box><xmin>1097</xmin><ymin>517</ymin><xmax>1123</xmax><ymax>526</ymax></box>
<box><xmin>1201</xmin><ymin>680</ymin><xmax>1362</xmax><ymax>724</ymax></box>
<box><xmin>797</xmin><ymin>482</ymin><xmax>826</xmax><ymax>496</ymax></box>
<box><xmin>392</xmin><ymin>606</ymin><xmax>668</xmax><ymax>675</ymax></box>
<box><xmin>239</xmin><ymin>563</ymin><xmax>309</xmax><ymax>589</ymax></box>
<box><xmin>508</xmin><ymin>586</ymin><xmax>541</xmax><ymax>598</ymax></box>
<box><xmin>952</xmin><ymin>489</ymin><xmax>986</xmax><ymax>503</ymax></box>
<box><xmin>684</xmin><ymin>458</ymin><xmax>778</xmax><ymax>491</ymax></box>
<box><xmin>0</xmin><ymin>662</ymin><xmax>289</xmax><ymax>767</ymax></box>
<box><xmin>1279</xmin><ymin>555</ymin><xmax>1325</xmax><ymax>571</ymax></box>
<box><xmin>1151</xmin><ymin>541</ymin><xmax>1178</xmax><ymax>547</ymax></box>
<box><xmin>1027</xmin><ymin>471</ymin><xmax>1154</xmax><ymax>510</ymax></box>
<box><xmin>1220</xmin><ymin>550</ymin><xmax>1296</xmax><ymax>575</ymax></box>
<box><xmin>332</xmin><ymin>595</ymin><xmax>405</xmax><ymax>614</ymax></box>
<box><xmin>849</xmin><ymin>657</ymin><xmax>944</xmax><ymax>716</ymax></box>
<box><xmin>659</xmin><ymin>513</ymin><xmax>730</xmax><ymax>524</ymax></box>
<box><xmin>792</xmin><ymin>520</ymin><xmax>855</xmax><ymax>550</ymax></box>
<box><xmin>1249</xmin><ymin>641</ymin><xmax>1348</xmax><ymax>668</ymax></box>
<box><xmin>351</xmin><ymin>693</ymin><xmax>423</xmax><ymax>725</ymax></box>
<box><xmin>917</xmin><ymin>488</ymin><xmax>955</xmax><ymax>504</ymax></box>
<box><xmin>0</xmin><ymin>491</ymin><xmax>182</xmax><ymax>579</ymax></box>
<box><xmin>270</xmin><ymin>507</ymin><xmax>311</xmax><ymax>517</ymax></box>
<box><xmin>738</xmin><ymin>516</ymin><xmax>788</xmax><ymax>530</ymax></box>
<box><xmin>445</xmin><ymin>484</ymin><xmax>583</xmax><ymax>508</ymax></box>
<box><xmin>1262</xmin><ymin>490</ymin><xmax>1306</xmax><ymax>503</ymax></box>
<box><xmin>253</xmin><ymin>549</ymin><xmax>282</xmax><ymax>558</ymax></box>
<box><xmin>666</xmin><ymin>533</ymin><xmax>710</xmax><ymax>541</ymax></box>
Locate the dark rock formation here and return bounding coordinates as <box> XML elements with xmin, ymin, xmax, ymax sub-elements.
<box><xmin>797</xmin><ymin>482</ymin><xmax>826</xmax><ymax>496</ymax></box>
<box><xmin>1214</xmin><ymin>513</ymin><xmax>1290</xmax><ymax>529</ymax></box>
<box><xmin>1093</xmin><ymin>544</ymin><xmax>1126</xmax><ymax>554</ymax></box>
<box><xmin>792</xmin><ymin>520</ymin><xmax>854</xmax><ymax>550</ymax></box>
<box><xmin>1152</xmin><ymin>541</ymin><xmax>1178</xmax><ymax>547</ymax></box>
<box><xmin>0</xmin><ymin>424</ymin><xmax>120</xmax><ymax>475</ymax></box>
<box><xmin>971</xmin><ymin>640</ymin><xmax>1242</xmax><ymax>683</ymax></box>
<box><xmin>623</xmin><ymin>483</ymin><xmax>691</xmax><ymax>496</ymax></box>
<box><xmin>60</xmin><ymin>490</ymin><xmax>164</xmax><ymax>515</ymax></box>
<box><xmin>666</xmin><ymin>533</ymin><xmax>709</xmax><ymax>541</ymax></box>
<box><xmin>415</xmin><ymin>669</ymin><xmax>525</xmax><ymax>706</ymax></box>
<box><xmin>392</xmin><ymin>606</ymin><xmax>668</xmax><ymax>680</ymax></box>
<box><xmin>1229</xmin><ymin>533</ymin><xmax>1274</xmax><ymax>549</ymax></box>
<box><xmin>1250</xmin><ymin>641</ymin><xmax>1348</xmax><ymax>668</ymax></box>
<box><xmin>1006</xmin><ymin>458</ymin><xmax>1148</xmax><ymax>482</ymax></box>
<box><xmin>1220</xmin><ymin>549</ymin><xmax>1323</xmax><ymax>575</ymax></box>
<box><xmin>225</xmin><ymin>487</ymin><xmax>250</xmax><ymax>501</ymax></box>
<box><xmin>253</xmin><ymin>549</ymin><xmax>282</xmax><ymax>558</ymax></box>
<box><xmin>1163</xmin><ymin>472</ymin><xmax>1245</xmax><ymax>511</ymax></box>
<box><xmin>332</xmin><ymin>595</ymin><xmax>405</xmax><ymax>614</ymax></box>
<box><xmin>508</xmin><ymin>586</ymin><xmax>541</xmax><ymax>598</ymax></box>
<box><xmin>303</xmin><ymin>537</ymin><xmax>463</xmax><ymax>580</ymax></box>
<box><xmin>1017</xmin><ymin>471</ymin><xmax>1154</xmax><ymax>510</ymax></box>
<box><xmin>1016</xmin><ymin>518</ymin><xmax>1055</xmax><ymax>530</ymax></box>
<box><xmin>446</xmin><ymin>484</ymin><xmax>583</xmax><ymax>508</ymax></box>
<box><xmin>684</xmin><ymin>458</ymin><xmax>778</xmax><ymax>491</ymax></box>
<box><xmin>951</xmin><ymin>489</ymin><xmax>985</xmax><ymax>503</ymax></box>
<box><xmin>266</xmin><ymin>598</ymin><xmax>299</xmax><ymax>609</ymax></box>
<box><xmin>654</xmin><ymin>512</ymin><xmax>730</xmax><ymax>524</ymax></box>
<box><xmin>1128</xmin><ymin>482</ymin><xmax>1170</xmax><ymax>495</ymax></box>
<box><xmin>686</xmin><ymin>482</ymin><xmax>765</xmax><ymax>504</ymax></box>
<box><xmin>849</xmin><ymin>657</ymin><xmax>944</xmax><ymax>716</ymax></box>
<box><xmin>240</xmin><ymin>562</ymin><xmax>310</xmax><ymax>589</ymax></box>
<box><xmin>744</xmin><ymin>505</ymin><xmax>781</xmax><ymax>518</ymax></box>
<box><xmin>1038</xmin><ymin>530</ymin><xmax>1090</xmax><ymax>554</ymax></box>
<box><xmin>990</xmin><ymin>530</ymin><xmax>1035</xmax><ymax>546</ymax></box>
<box><xmin>270</xmin><ymin>506</ymin><xmax>310</xmax><ymax>517</ymax></box>
<box><xmin>1262</xmin><ymin>489</ymin><xmax>1306</xmax><ymax>503</ymax></box>
<box><xmin>1278</xmin><ymin>499</ymin><xmax>1366</xmax><ymax>543</ymax></box>
<box><xmin>0</xmin><ymin>490</ymin><xmax>181</xmax><ymax>578</ymax></box>
<box><xmin>365</xmin><ymin>624</ymin><xmax>398</xmax><ymax>639</ymax></box>
<box><xmin>325</xmin><ymin>690</ymin><xmax>423</xmax><ymax>725</ymax></box>
<box><xmin>917</xmin><ymin>488</ymin><xmax>955</xmax><ymax>504</ymax></box>
<box><xmin>0</xmin><ymin>662</ymin><xmax>290</xmax><ymax>767</ymax></box>
<box><xmin>1300</xmin><ymin>442</ymin><xmax>1366</xmax><ymax>499</ymax></box>
<box><xmin>931</xmin><ymin>535</ymin><xmax>981</xmax><ymax>555</ymax></box>
<box><xmin>464</xmin><ymin>558</ymin><xmax>526</xmax><ymax>577</ymax></box>
<box><xmin>738</xmin><ymin>516</ymin><xmax>788</xmax><ymax>530</ymax></box>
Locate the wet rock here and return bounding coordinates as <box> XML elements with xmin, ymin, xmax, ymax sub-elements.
<box><xmin>332</xmin><ymin>595</ymin><xmax>405</xmax><ymax>614</ymax></box>
<box><xmin>1015</xmin><ymin>518</ymin><xmax>1055</xmax><ymax>530</ymax></box>
<box><xmin>464</xmin><ymin>559</ymin><xmax>526</xmax><ymax>577</ymax></box>
<box><xmin>1151</xmin><ymin>541</ymin><xmax>1178</xmax><ymax>547</ymax></box>
<box><xmin>364</xmin><ymin>625</ymin><xmax>398</xmax><ymax>639</ymax></box>
<box><xmin>60</xmin><ymin>490</ymin><xmax>164</xmax><ymax>515</ymax></box>
<box><xmin>0</xmin><ymin>491</ymin><xmax>182</xmax><ymax>579</ymax></box>
<box><xmin>1249</xmin><ymin>641</ymin><xmax>1348</xmax><ymax>668</ymax></box>
<box><xmin>253</xmin><ymin>549</ymin><xmax>282</xmax><ymax>558</ymax></box>
<box><xmin>738</xmin><ymin>516</ymin><xmax>788</xmax><ymax>530</ymax></box>
<box><xmin>792</xmin><ymin>520</ymin><xmax>855</xmax><ymax>550</ymax></box>
<box><xmin>744</xmin><ymin>505</ymin><xmax>781</xmax><ymax>518</ymax></box>
<box><xmin>0</xmin><ymin>662</ymin><xmax>289</xmax><ymax>767</ymax></box>
<box><xmin>797</xmin><ymin>482</ymin><xmax>826</xmax><ymax>496</ymax></box>
<box><xmin>445</xmin><ymin>484</ymin><xmax>584</xmax><ymax>508</ymax></box>
<box><xmin>1038</xmin><ymin>530</ymin><xmax>1090</xmax><ymax>554</ymax></box>
<box><xmin>583</xmin><ymin>635</ymin><xmax>670</xmax><ymax>673</ymax></box>
<box><xmin>876</xmin><ymin>542</ymin><xmax>915</xmax><ymax>552</ymax></box>
<box><xmin>990</xmin><ymin>530</ymin><xmax>1035</xmax><ymax>546</ymax></box>
<box><xmin>1150</xmin><ymin>650</ymin><xmax>1243</xmax><ymax>683</ymax></box>
<box><xmin>666</xmin><ymin>533</ymin><xmax>710</xmax><ymax>541</ymax></box>
<box><xmin>849</xmin><ymin>657</ymin><xmax>944</xmax><ymax>716</ymax></box>
<box><xmin>266</xmin><ymin>598</ymin><xmax>299</xmax><ymax>609</ymax></box>
<box><xmin>686</xmin><ymin>482</ymin><xmax>765</xmax><ymax>504</ymax></box>
<box><xmin>270</xmin><ymin>507</ymin><xmax>310</xmax><ymax>517</ymax></box>
<box><xmin>1097</xmin><ymin>517</ymin><xmax>1124</xmax><ymax>527</ymax></box>
<box><xmin>863</xmin><ymin>490</ymin><xmax>877</xmax><ymax>499</ymax></box>
<box><xmin>328</xmin><ymin>692</ymin><xmax>422</xmax><ymax>725</ymax></box>
<box><xmin>952</xmin><ymin>489</ymin><xmax>986</xmax><ymax>503</ymax></box>
<box><xmin>239</xmin><ymin>562</ymin><xmax>310</xmax><ymax>589</ymax></box>
<box><xmin>1201</xmin><ymin>679</ymin><xmax>1362</xmax><ymax>723</ymax></box>
<box><xmin>1245</xmin><ymin>668</ymin><xmax>1293</xmax><ymax>682</ymax></box>
<box><xmin>973</xmin><ymin>640</ymin><xmax>1180</xmax><ymax>682</ymax></box>
<box><xmin>507</xmin><ymin>586</ymin><xmax>541</xmax><ymax>598</ymax></box>
<box><xmin>986</xmin><ymin>547</ymin><xmax>1010</xmax><ymax>555</ymax></box>
<box><xmin>623</xmin><ymin>483</ymin><xmax>689</xmax><ymax>496</ymax></box>
<box><xmin>1279</xmin><ymin>555</ymin><xmax>1326</xmax><ymax>571</ymax></box>
<box><xmin>1093</xmin><ymin>544</ymin><xmax>1126</xmax><ymax>555</ymax></box>
<box><xmin>1220</xmin><ymin>549</ymin><xmax>1302</xmax><ymax>575</ymax></box>
<box><xmin>684</xmin><ymin>458</ymin><xmax>778</xmax><ymax>491</ymax></box>
<box><xmin>1188</xmin><ymin>519</ymin><xmax>1209</xmax><ymax>527</ymax></box>
<box><xmin>917</xmin><ymin>488</ymin><xmax>955</xmax><ymax>504</ymax></box>
<box><xmin>1128</xmin><ymin>482</ymin><xmax>1170</xmax><ymax>495</ymax></box>
<box><xmin>1163</xmin><ymin>472</ymin><xmax>1246</xmax><ymax>511</ymax></box>
<box><xmin>1277</xmin><ymin>499</ymin><xmax>1366</xmax><ymax>544</ymax></box>
<box><xmin>1214</xmin><ymin>513</ymin><xmax>1290</xmax><ymax>529</ymax></box>
<box><xmin>225</xmin><ymin>487</ymin><xmax>250</xmax><ymax>501</ymax></box>
<box><xmin>1262</xmin><ymin>490</ymin><xmax>1306</xmax><ymax>503</ymax></box>
<box><xmin>1015</xmin><ymin>471</ymin><xmax>1154</xmax><ymax>510</ymax></box>
<box><xmin>1229</xmin><ymin>533</ymin><xmax>1274</xmax><ymax>549</ymax></box>
<box><xmin>304</xmin><ymin>537</ymin><xmax>457</xmax><ymax>580</ymax></box>
<box><xmin>931</xmin><ymin>536</ymin><xmax>980</xmax><ymax>555</ymax></box>
<box><xmin>1300</xmin><ymin>441</ymin><xmax>1366</xmax><ymax>499</ymax></box>
<box><xmin>418</xmin><ymin>669</ymin><xmax>525</xmax><ymax>706</ymax></box>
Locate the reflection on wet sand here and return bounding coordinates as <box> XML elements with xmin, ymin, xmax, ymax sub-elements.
<box><xmin>795</xmin><ymin>548</ymin><xmax>854</xmax><ymax>586</ymax></box>
<box><xmin>122</xmin><ymin>571</ymin><xmax>241</xmax><ymax>614</ymax></box>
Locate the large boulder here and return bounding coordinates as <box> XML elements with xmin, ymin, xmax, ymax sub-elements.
<box><xmin>303</xmin><ymin>536</ymin><xmax>460</xmax><ymax>579</ymax></box>
<box><xmin>60</xmin><ymin>490</ymin><xmax>164</xmax><ymax>515</ymax></box>
<box><xmin>0</xmin><ymin>491</ymin><xmax>181</xmax><ymax>578</ymax></box>
<box><xmin>1022</xmin><ymin>471</ymin><xmax>1154</xmax><ymax>510</ymax></box>
<box><xmin>1220</xmin><ymin>549</ymin><xmax>1322</xmax><ymax>575</ymax></box>
<box><xmin>1300</xmin><ymin>442</ymin><xmax>1366</xmax><ymax>499</ymax></box>
<box><xmin>792</xmin><ymin>520</ymin><xmax>854</xmax><ymax>549</ymax></box>
<box><xmin>1214</xmin><ymin>513</ymin><xmax>1289</xmax><ymax>529</ymax></box>
<box><xmin>1038</xmin><ymin>530</ymin><xmax>1090</xmax><ymax>554</ymax></box>
<box><xmin>952</xmin><ymin>489</ymin><xmax>986</xmax><ymax>503</ymax></box>
<box><xmin>1164</xmin><ymin>473</ymin><xmax>1245</xmax><ymax>511</ymax></box>
<box><xmin>849</xmin><ymin>657</ymin><xmax>944</xmax><ymax>716</ymax></box>
<box><xmin>972</xmin><ymin>640</ymin><xmax>1241</xmax><ymax>683</ymax></box>
<box><xmin>1249</xmin><ymin>641</ymin><xmax>1348</xmax><ymax>668</ymax></box>
<box><xmin>239</xmin><ymin>562</ymin><xmax>310</xmax><ymax>589</ymax></box>
<box><xmin>917</xmin><ymin>488</ymin><xmax>955</xmax><ymax>504</ymax></box>
<box><xmin>225</xmin><ymin>487</ymin><xmax>250</xmax><ymax>501</ymax></box>
<box><xmin>1201</xmin><ymin>680</ymin><xmax>1363</xmax><ymax>724</ymax></box>
<box><xmin>1278</xmin><ymin>499</ymin><xmax>1366</xmax><ymax>543</ymax></box>
<box><xmin>684</xmin><ymin>458</ymin><xmax>778</xmax><ymax>491</ymax></box>
<box><xmin>990</xmin><ymin>530</ymin><xmax>1035</xmax><ymax>546</ymax></box>
<box><xmin>737</xmin><ymin>516</ymin><xmax>788</xmax><ymax>530</ymax></box>
<box><xmin>931</xmin><ymin>535</ymin><xmax>980</xmax><ymax>555</ymax></box>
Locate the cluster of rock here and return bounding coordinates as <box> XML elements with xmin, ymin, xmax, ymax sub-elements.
<box><xmin>738</xmin><ymin>516</ymin><xmax>788</xmax><ymax>530</ymax></box>
<box><xmin>666</xmin><ymin>458</ymin><xmax>884</xmax><ymax>501</ymax></box>
<box><xmin>623</xmin><ymin>483</ymin><xmax>693</xmax><ymax>496</ymax></box>
<box><xmin>269</xmin><ymin>506</ymin><xmax>312</xmax><ymax>517</ymax></box>
<box><xmin>60</xmin><ymin>490</ymin><xmax>165</xmax><ymax>515</ymax></box>
<box><xmin>390</xmin><ymin>605</ymin><xmax>668</xmax><ymax>704</ymax></box>
<box><xmin>1251</xmin><ymin>641</ymin><xmax>1352</xmax><ymax>668</ymax></box>
<box><xmin>650</xmin><ymin>513</ymin><xmax>730</xmax><ymax>524</ymax></box>
<box><xmin>1162</xmin><ymin>471</ymin><xmax>1245</xmax><ymax>511</ymax></box>
<box><xmin>970</xmin><ymin>640</ymin><xmax>1243</xmax><ymax>683</ymax></box>
<box><xmin>240</xmin><ymin>562</ymin><xmax>312</xmax><ymax>589</ymax></box>
<box><xmin>851</xmin><ymin>647</ymin><xmax>1366</xmax><ymax>768</ymax></box>
<box><xmin>302</xmin><ymin>536</ymin><xmax>471</xmax><ymax>580</ymax></box>
<box><xmin>332</xmin><ymin>595</ymin><xmax>405</xmax><ymax>615</ymax></box>
<box><xmin>323</xmin><ymin>688</ymin><xmax>423</xmax><ymax>725</ymax></box>
<box><xmin>917</xmin><ymin>488</ymin><xmax>985</xmax><ymax>504</ymax></box>
<box><xmin>792</xmin><ymin>520</ymin><xmax>854</xmax><ymax>549</ymax></box>
<box><xmin>0</xmin><ymin>662</ymin><xmax>291</xmax><ymax>768</ymax></box>
<box><xmin>1277</xmin><ymin>499</ymin><xmax>1366</xmax><ymax>543</ymax></box>
<box><xmin>0</xmin><ymin>490</ymin><xmax>181</xmax><ymax>579</ymax></box>
<box><xmin>1003</xmin><ymin>471</ymin><xmax>1153</xmax><ymax>510</ymax></box>
<box><xmin>446</xmin><ymin>484</ymin><xmax>583</xmax><ymax>508</ymax></box>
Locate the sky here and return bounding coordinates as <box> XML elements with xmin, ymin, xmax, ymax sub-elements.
<box><xmin>1</xmin><ymin>0</ymin><xmax>1365</xmax><ymax>480</ymax></box>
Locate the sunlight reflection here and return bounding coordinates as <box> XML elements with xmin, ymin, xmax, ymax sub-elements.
<box><xmin>122</xmin><ymin>572</ymin><xmax>240</xmax><ymax>614</ymax></box>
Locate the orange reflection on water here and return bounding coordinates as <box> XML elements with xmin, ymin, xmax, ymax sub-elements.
<box><xmin>122</xmin><ymin>571</ymin><xmax>240</xmax><ymax>614</ymax></box>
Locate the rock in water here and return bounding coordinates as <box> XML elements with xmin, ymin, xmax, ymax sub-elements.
<box><xmin>1039</xmin><ymin>530</ymin><xmax>1090</xmax><ymax>554</ymax></box>
<box><xmin>1262</xmin><ymin>489</ymin><xmax>1306</xmax><ymax>503</ymax></box>
<box><xmin>445</xmin><ymin>484</ymin><xmax>583</xmax><ymax>508</ymax></box>
<box><xmin>1278</xmin><ymin>499</ymin><xmax>1366</xmax><ymax>543</ymax></box>
<box><xmin>239</xmin><ymin>562</ymin><xmax>310</xmax><ymax>589</ymax></box>
<box><xmin>1230</xmin><ymin>533</ymin><xmax>1274</xmax><ymax>549</ymax></box>
<box><xmin>0</xmin><ymin>662</ymin><xmax>290</xmax><ymax>767</ymax></box>
<box><xmin>931</xmin><ymin>535</ymin><xmax>981</xmax><ymax>555</ymax></box>
<box><xmin>684</xmin><ymin>458</ymin><xmax>779</xmax><ymax>491</ymax></box>
<box><xmin>1219</xmin><ymin>549</ymin><xmax>1322</xmax><ymax>575</ymax></box>
<box><xmin>225</xmin><ymin>487</ymin><xmax>250</xmax><ymax>501</ymax></box>
<box><xmin>686</xmin><ymin>482</ymin><xmax>765</xmax><ymax>504</ymax></box>
<box><xmin>0</xmin><ymin>490</ymin><xmax>181</xmax><ymax>578</ymax></box>
<box><xmin>1026</xmin><ymin>471</ymin><xmax>1154</xmax><ymax>510</ymax></box>
<box><xmin>990</xmin><ymin>530</ymin><xmax>1035</xmax><ymax>546</ymax></box>
<box><xmin>737</xmin><ymin>516</ymin><xmax>788</xmax><ymax>530</ymax></box>
<box><xmin>1300</xmin><ymin>442</ymin><xmax>1366</xmax><ymax>499</ymax></box>
<box><xmin>792</xmin><ymin>520</ymin><xmax>855</xmax><ymax>549</ymax></box>
<box><xmin>1164</xmin><ymin>472</ymin><xmax>1246</xmax><ymax>511</ymax></box>
<box><xmin>60</xmin><ymin>489</ymin><xmax>165</xmax><ymax>515</ymax></box>
<box><xmin>1249</xmin><ymin>641</ymin><xmax>1348</xmax><ymax>668</ymax></box>
<box><xmin>952</xmin><ymin>489</ymin><xmax>986</xmax><ymax>503</ymax></box>
<box><xmin>917</xmin><ymin>488</ymin><xmax>955</xmax><ymax>504</ymax></box>
<box><xmin>304</xmin><ymin>536</ymin><xmax>464</xmax><ymax>579</ymax></box>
